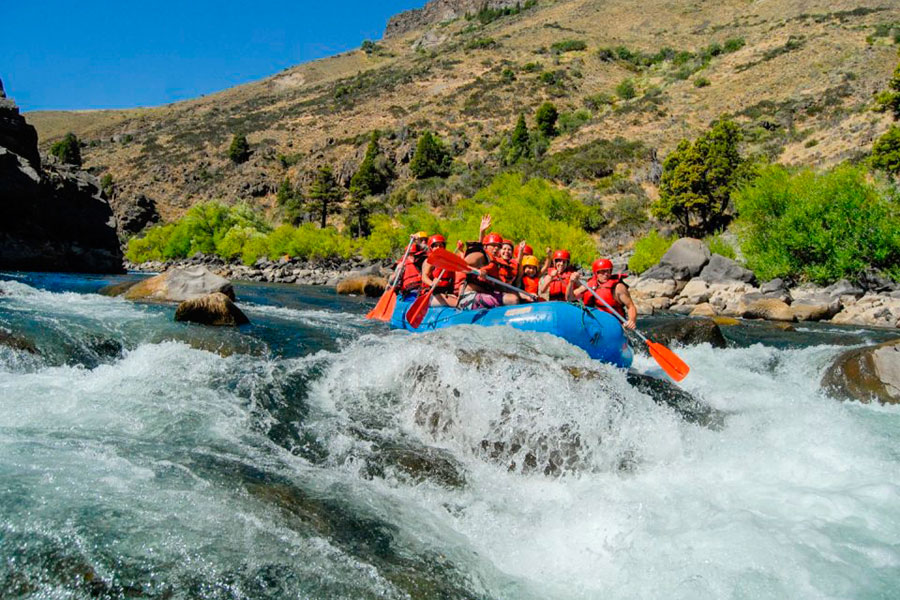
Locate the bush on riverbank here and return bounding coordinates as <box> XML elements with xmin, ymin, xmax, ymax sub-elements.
<box><xmin>628</xmin><ymin>229</ymin><xmax>675</xmax><ymax>273</ymax></box>
<box><xmin>126</xmin><ymin>174</ymin><xmax>596</xmax><ymax>266</ymax></box>
<box><xmin>734</xmin><ymin>165</ymin><xmax>900</xmax><ymax>284</ymax></box>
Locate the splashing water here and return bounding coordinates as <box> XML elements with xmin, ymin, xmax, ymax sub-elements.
<box><xmin>1</xmin><ymin>273</ymin><xmax>898</xmax><ymax>599</ymax></box>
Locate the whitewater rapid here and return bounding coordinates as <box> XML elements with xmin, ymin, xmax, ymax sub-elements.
<box><xmin>1</xmin><ymin>275</ymin><xmax>898</xmax><ymax>599</ymax></box>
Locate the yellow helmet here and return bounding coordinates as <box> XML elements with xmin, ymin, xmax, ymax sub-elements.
<box><xmin>521</xmin><ymin>255</ymin><xmax>540</xmax><ymax>268</ymax></box>
<box><xmin>413</xmin><ymin>230</ymin><xmax>429</xmax><ymax>239</ymax></box>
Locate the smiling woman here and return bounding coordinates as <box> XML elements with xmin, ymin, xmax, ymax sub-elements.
<box><xmin>5</xmin><ymin>0</ymin><xmax>425</xmax><ymax>111</ymax></box>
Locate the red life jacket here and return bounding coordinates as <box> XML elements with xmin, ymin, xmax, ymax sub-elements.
<box><xmin>582</xmin><ymin>274</ymin><xmax>627</xmax><ymax>317</ymax></box>
<box><xmin>483</xmin><ymin>257</ymin><xmax>516</xmax><ymax>283</ymax></box>
<box><xmin>522</xmin><ymin>275</ymin><xmax>539</xmax><ymax>295</ymax></box>
<box><xmin>431</xmin><ymin>267</ymin><xmax>454</xmax><ymax>293</ymax></box>
<box><xmin>546</xmin><ymin>267</ymin><xmax>575</xmax><ymax>301</ymax></box>
<box><xmin>398</xmin><ymin>251</ymin><xmax>425</xmax><ymax>294</ymax></box>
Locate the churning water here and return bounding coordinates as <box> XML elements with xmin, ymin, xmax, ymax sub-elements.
<box><xmin>1</xmin><ymin>272</ymin><xmax>898</xmax><ymax>599</ymax></box>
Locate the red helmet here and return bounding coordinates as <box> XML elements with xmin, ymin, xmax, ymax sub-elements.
<box><xmin>552</xmin><ymin>249</ymin><xmax>570</xmax><ymax>261</ymax></box>
<box><xmin>501</xmin><ymin>239</ymin><xmax>514</xmax><ymax>248</ymax></box>
<box><xmin>592</xmin><ymin>258</ymin><xmax>613</xmax><ymax>273</ymax></box>
<box><xmin>428</xmin><ymin>234</ymin><xmax>446</xmax><ymax>247</ymax></box>
<box><xmin>482</xmin><ymin>233</ymin><xmax>503</xmax><ymax>245</ymax></box>
<box><xmin>522</xmin><ymin>244</ymin><xmax>534</xmax><ymax>256</ymax></box>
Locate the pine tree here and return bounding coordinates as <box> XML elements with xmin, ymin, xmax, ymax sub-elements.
<box><xmin>228</xmin><ymin>133</ymin><xmax>251</xmax><ymax>164</ymax></box>
<box><xmin>410</xmin><ymin>131</ymin><xmax>452</xmax><ymax>178</ymax></box>
<box><xmin>308</xmin><ymin>165</ymin><xmax>343</xmax><ymax>228</ymax></box>
<box><xmin>50</xmin><ymin>132</ymin><xmax>82</xmax><ymax>166</ymax></box>
<box><xmin>503</xmin><ymin>114</ymin><xmax>530</xmax><ymax>165</ymax></box>
<box><xmin>276</xmin><ymin>177</ymin><xmax>304</xmax><ymax>225</ymax></box>
<box><xmin>871</xmin><ymin>125</ymin><xmax>900</xmax><ymax>177</ymax></box>
<box><xmin>348</xmin><ymin>132</ymin><xmax>393</xmax><ymax>237</ymax></box>
<box><xmin>653</xmin><ymin>119</ymin><xmax>745</xmax><ymax>236</ymax></box>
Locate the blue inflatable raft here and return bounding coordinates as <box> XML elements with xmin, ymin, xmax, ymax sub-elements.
<box><xmin>389</xmin><ymin>298</ymin><xmax>634</xmax><ymax>368</ymax></box>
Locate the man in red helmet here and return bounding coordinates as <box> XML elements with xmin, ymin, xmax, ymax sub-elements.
<box><xmin>570</xmin><ymin>258</ymin><xmax>637</xmax><ymax>330</ymax></box>
<box><xmin>422</xmin><ymin>234</ymin><xmax>458</xmax><ymax>306</ymax></box>
<box><xmin>456</xmin><ymin>214</ymin><xmax>524</xmax><ymax>308</ymax></box>
<box><xmin>539</xmin><ymin>249</ymin><xmax>578</xmax><ymax>301</ymax></box>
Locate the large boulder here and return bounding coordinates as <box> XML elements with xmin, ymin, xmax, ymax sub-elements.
<box><xmin>821</xmin><ymin>339</ymin><xmax>900</xmax><ymax>404</ymax></box>
<box><xmin>653</xmin><ymin>238</ymin><xmax>711</xmax><ymax>281</ymax></box>
<box><xmin>698</xmin><ymin>254</ymin><xmax>756</xmax><ymax>284</ymax></box>
<box><xmin>640</xmin><ymin>317</ymin><xmax>728</xmax><ymax>348</ymax></box>
<box><xmin>741</xmin><ymin>297</ymin><xmax>794</xmax><ymax>321</ymax></box>
<box><xmin>336</xmin><ymin>275</ymin><xmax>387</xmax><ymax>297</ymax></box>
<box><xmin>124</xmin><ymin>266</ymin><xmax>235</xmax><ymax>302</ymax></box>
<box><xmin>174</xmin><ymin>292</ymin><xmax>249</xmax><ymax>326</ymax></box>
<box><xmin>630</xmin><ymin>277</ymin><xmax>681</xmax><ymax>298</ymax></box>
<box><xmin>115</xmin><ymin>193</ymin><xmax>160</xmax><ymax>235</ymax></box>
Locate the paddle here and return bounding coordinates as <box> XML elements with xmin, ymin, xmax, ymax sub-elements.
<box><xmin>404</xmin><ymin>269</ymin><xmax>444</xmax><ymax>328</ymax></box>
<box><xmin>426</xmin><ymin>248</ymin><xmax>539</xmax><ymax>301</ymax></box>
<box><xmin>366</xmin><ymin>238</ymin><xmax>415</xmax><ymax>321</ymax></box>
<box><xmin>582</xmin><ymin>284</ymin><xmax>690</xmax><ymax>382</ymax></box>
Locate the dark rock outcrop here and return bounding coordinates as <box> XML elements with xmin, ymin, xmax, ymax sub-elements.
<box><xmin>174</xmin><ymin>292</ymin><xmax>249</xmax><ymax>326</ymax></box>
<box><xmin>641</xmin><ymin>317</ymin><xmax>729</xmax><ymax>348</ymax></box>
<box><xmin>0</xmin><ymin>80</ymin><xmax>123</xmax><ymax>273</ymax></box>
<box><xmin>698</xmin><ymin>254</ymin><xmax>756</xmax><ymax>284</ymax></box>
<box><xmin>385</xmin><ymin>0</ymin><xmax>525</xmax><ymax>38</ymax></box>
<box><xmin>116</xmin><ymin>193</ymin><xmax>160</xmax><ymax>235</ymax></box>
<box><xmin>822</xmin><ymin>339</ymin><xmax>900</xmax><ymax>404</ymax></box>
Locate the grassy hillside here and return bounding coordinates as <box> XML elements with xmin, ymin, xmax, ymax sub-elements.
<box><xmin>26</xmin><ymin>0</ymin><xmax>900</xmax><ymax>234</ymax></box>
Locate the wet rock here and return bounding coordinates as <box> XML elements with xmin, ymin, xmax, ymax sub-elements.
<box><xmin>336</xmin><ymin>275</ymin><xmax>387</xmax><ymax>297</ymax></box>
<box><xmin>125</xmin><ymin>266</ymin><xmax>235</xmax><ymax>302</ymax></box>
<box><xmin>641</xmin><ymin>317</ymin><xmax>728</xmax><ymax>348</ymax></box>
<box><xmin>97</xmin><ymin>279</ymin><xmax>140</xmax><ymax>297</ymax></box>
<box><xmin>0</xmin><ymin>327</ymin><xmax>38</xmax><ymax>354</ymax></box>
<box><xmin>174</xmin><ymin>292</ymin><xmax>249</xmax><ymax>326</ymax></box>
<box><xmin>741</xmin><ymin>297</ymin><xmax>794</xmax><ymax>321</ymax></box>
<box><xmin>366</xmin><ymin>442</ymin><xmax>466</xmax><ymax>489</ymax></box>
<box><xmin>625</xmin><ymin>372</ymin><xmax>725</xmax><ymax>428</ymax></box>
<box><xmin>822</xmin><ymin>338</ymin><xmax>900</xmax><ymax>404</ymax></box>
<box><xmin>712</xmin><ymin>316</ymin><xmax>740</xmax><ymax>327</ymax></box>
<box><xmin>698</xmin><ymin>254</ymin><xmax>756</xmax><ymax>284</ymax></box>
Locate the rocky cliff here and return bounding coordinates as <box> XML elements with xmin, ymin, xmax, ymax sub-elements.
<box><xmin>0</xmin><ymin>79</ymin><xmax>123</xmax><ymax>273</ymax></box>
<box><xmin>385</xmin><ymin>0</ymin><xmax>525</xmax><ymax>37</ymax></box>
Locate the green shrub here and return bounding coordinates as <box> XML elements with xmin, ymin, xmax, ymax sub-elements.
<box><xmin>705</xmin><ymin>233</ymin><xmax>736</xmax><ymax>260</ymax></box>
<box><xmin>723</xmin><ymin>37</ymin><xmax>746</xmax><ymax>53</ymax></box>
<box><xmin>611</xmin><ymin>195</ymin><xmax>649</xmax><ymax>230</ymax></box>
<box><xmin>583</xmin><ymin>93</ymin><xmax>615</xmax><ymax>110</ymax></box>
<box><xmin>522</xmin><ymin>62</ymin><xmax>542</xmax><ymax>72</ymax></box>
<box><xmin>551</xmin><ymin>39</ymin><xmax>587</xmax><ymax>53</ymax></box>
<box><xmin>558</xmin><ymin>109</ymin><xmax>592</xmax><ymax>134</ymax></box>
<box><xmin>50</xmin><ymin>132</ymin><xmax>82</xmax><ymax>166</ymax></box>
<box><xmin>694</xmin><ymin>76</ymin><xmax>711</xmax><ymax>88</ymax></box>
<box><xmin>228</xmin><ymin>133</ymin><xmax>251</xmax><ymax>164</ymax></box>
<box><xmin>535</xmin><ymin>102</ymin><xmax>559</xmax><ymax>137</ymax></box>
<box><xmin>628</xmin><ymin>230</ymin><xmax>675</xmax><ymax>274</ymax></box>
<box><xmin>466</xmin><ymin>37</ymin><xmax>497</xmax><ymax>50</ymax></box>
<box><xmin>734</xmin><ymin>165</ymin><xmax>900</xmax><ymax>283</ymax></box>
<box><xmin>871</xmin><ymin>125</ymin><xmax>900</xmax><ymax>175</ymax></box>
<box><xmin>616</xmin><ymin>79</ymin><xmax>636</xmax><ymax>100</ymax></box>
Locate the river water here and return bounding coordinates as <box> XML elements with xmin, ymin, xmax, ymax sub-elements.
<box><xmin>1</xmin><ymin>272</ymin><xmax>898</xmax><ymax>599</ymax></box>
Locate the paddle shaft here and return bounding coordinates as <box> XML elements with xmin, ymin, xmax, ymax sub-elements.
<box><xmin>388</xmin><ymin>238</ymin><xmax>416</xmax><ymax>289</ymax></box>
<box><xmin>473</xmin><ymin>270</ymin><xmax>539</xmax><ymax>301</ymax></box>
<box><xmin>426</xmin><ymin>248</ymin><xmax>538</xmax><ymax>301</ymax></box>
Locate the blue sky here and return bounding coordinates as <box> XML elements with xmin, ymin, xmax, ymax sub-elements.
<box><xmin>2</xmin><ymin>1</ymin><xmax>424</xmax><ymax>112</ymax></box>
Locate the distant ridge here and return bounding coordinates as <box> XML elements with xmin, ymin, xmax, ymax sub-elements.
<box><xmin>385</xmin><ymin>0</ymin><xmax>525</xmax><ymax>37</ymax></box>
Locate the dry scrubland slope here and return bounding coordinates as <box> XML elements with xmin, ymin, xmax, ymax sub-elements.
<box><xmin>27</xmin><ymin>0</ymin><xmax>900</xmax><ymax>223</ymax></box>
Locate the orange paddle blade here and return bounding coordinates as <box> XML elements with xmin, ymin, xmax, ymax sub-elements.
<box><xmin>405</xmin><ymin>291</ymin><xmax>432</xmax><ymax>328</ymax></box>
<box><xmin>426</xmin><ymin>248</ymin><xmax>472</xmax><ymax>273</ymax></box>
<box><xmin>646</xmin><ymin>340</ymin><xmax>690</xmax><ymax>382</ymax></box>
<box><xmin>366</xmin><ymin>287</ymin><xmax>397</xmax><ymax>321</ymax></box>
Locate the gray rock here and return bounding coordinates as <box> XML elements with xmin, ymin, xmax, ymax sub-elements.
<box><xmin>759</xmin><ymin>278</ymin><xmax>786</xmax><ymax>294</ymax></box>
<box><xmin>640</xmin><ymin>264</ymin><xmax>675</xmax><ymax>280</ymax></box>
<box><xmin>174</xmin><ymin>292</ymin><xmax>249</xmax><ymax>326</ymax></box>
<box><xmin>698</xmin><ymin>254</ymin><xmax>756</xmax><ymax>284</ymax></box>
<box><xmin>824</xmin><ymin>279</ymin><xmax>864</xmax><ymax>299</ymax></box>
<box><xmin>657</xmin><ymin>238</ymin><xmax>711</xmax><ymax>280</ymax></box>
<box><xmin>124</xmin><ymin>266</ymin><xmax>235</xmax><ymax>302</ymax></box>
<box><xmin>822</xmin><ymin>339</ymin><xmax>900</xmax><ymax>404</ymax></box>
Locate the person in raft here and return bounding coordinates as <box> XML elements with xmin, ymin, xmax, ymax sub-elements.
<box><xmin>570</xmin><ymin>258</ymin><xmax>638</xmax><ymax>330</ymax></box>
<box><xmin>539</xmin><ymin>249</ymin><xmax>578</xmax><ymax>301</ymax></box>
<box><xmin>397</xmin><ymin>230</ymin><xmax>429</xmax><ymax>298</ymax></box>
<box><xmin>421</xmin><ymin>234</ymin><xmax>458</xmax><ymax>307</ymax></box>
<box><xmin>516</xmin><ymin>254</ymin><xmax>542</xmax><ymax>299</ymax></box>
<box><xmin>456</xmin><ymin>215</ymin><xmax>524</xmax><ymax>309</ymax></box>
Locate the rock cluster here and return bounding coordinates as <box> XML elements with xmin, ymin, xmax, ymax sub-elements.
<box><xmin>823</xmin><ymin>339</ymin><xmax>900</xmax><ymax>405</ymax></box>
<box><xmin>128</xmin><ymin>253</ymin><xmax>392</xmax><ymax>288</ymax></box>
<box><xmin>0</xmin><ymin>78</ymin><xmax>123</xmax><ymax>273</ymax></box>
<box><xmin>627</xmin><ymin>238</ymin><xmax>900</xmax><ymax>329</ymax></box>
